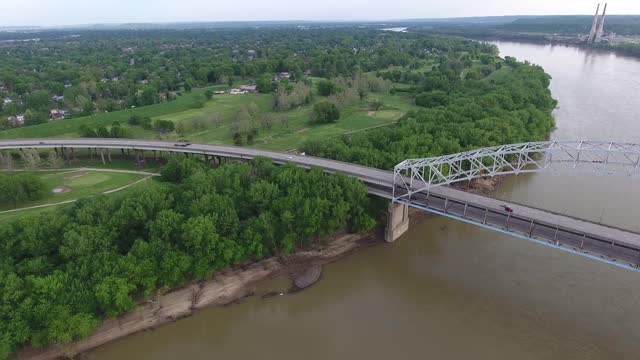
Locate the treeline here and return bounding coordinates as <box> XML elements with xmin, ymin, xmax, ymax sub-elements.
<box><xmin>0</xmin><ymin>157</ymin><xmax>375</xmax><ymax>359</ymax></box>
<box><xmin>608</xmin><ymin>42</ymin><xmax>640</xmax><ymax>58</ymax></box>
<box><xmin>501</xmin><ymin>15</ymin><xmax>640</xmax><ymax>36</ymax></box>
<box><xmin>0</xmin><ymin>173</ymin><xmax>47</xmax><ymax>207</ymax></box>
<box><xmin>302</xmin><ymin>57</ymin><xmax>556</xmax><ymax>169</ymax></box>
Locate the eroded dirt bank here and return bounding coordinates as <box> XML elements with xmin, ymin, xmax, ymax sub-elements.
<box><xmin>18</xmin><ymin>231</ymin><xmax>385</xmax><ymax>360</ymax></box>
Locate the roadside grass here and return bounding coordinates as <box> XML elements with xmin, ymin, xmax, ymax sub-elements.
<box><xmin>0</xmin><ymin>170</ymin><xmax>147</xmax><ymax>212</ymax></box>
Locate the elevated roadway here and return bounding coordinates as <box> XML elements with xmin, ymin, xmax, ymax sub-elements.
<box><xmin>2</xmin><ymin>138</ymin><xmax>640</xmax><ymax>271</ymax></box>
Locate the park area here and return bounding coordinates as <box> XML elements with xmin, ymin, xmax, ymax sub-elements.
<box><xmin>0</xmin><ymin>169</ymin><xmax>150</xmax><ymax>222</ymax></box>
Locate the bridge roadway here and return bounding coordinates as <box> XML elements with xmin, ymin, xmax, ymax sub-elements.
<box><xmin>2</xmin><ymin>138</ymin><xmax>640</xmax><ymax>270</ymax></box>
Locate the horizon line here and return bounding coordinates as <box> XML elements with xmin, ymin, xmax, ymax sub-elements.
<box><xmin>3</xmin><ymin>13</ymin><xmax>640</xmax><ymax>30</ymax></box>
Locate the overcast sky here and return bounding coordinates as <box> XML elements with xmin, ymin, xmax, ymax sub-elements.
<box><xmin>1</xmin><ymin>0</ymin><xmax>639</xmax><ymax>27</ymax></box>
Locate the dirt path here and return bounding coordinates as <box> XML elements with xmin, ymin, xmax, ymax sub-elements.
<box><xmin>0</xmin><ymin>176</ymin><xmax>153</xmax><ymax>215</ymax></box>
<box><xmin>1</xmin><ymin>167</ymin><xmax>161</xmax><ymax>177</ymax></box>
<box><xmin>102</xmin><ymin>176</ymin><xmax>153</xmax><ymax>194</ymax></box>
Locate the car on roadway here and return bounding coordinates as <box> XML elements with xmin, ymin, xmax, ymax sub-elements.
<box><xmin>502</xmin><ymin>205</ymin><xmax>514</xmax><ymax>213</ymax></box>
<box><xmin>174</xmin><ymin>141</ymin><xmax>191</xmax><ymax>147</ymax></box>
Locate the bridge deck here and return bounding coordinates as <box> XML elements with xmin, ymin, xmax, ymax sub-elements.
<box><xmin>2</xmin><ymin>138</ymin><xmax>639</xmax><ymax>269</ymax></box>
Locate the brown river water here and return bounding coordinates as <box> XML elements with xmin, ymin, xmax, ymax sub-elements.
<box><xmin>87</xmin><ymin>41</ymin><xmax>640</xmax><ymax>360</ymax></box>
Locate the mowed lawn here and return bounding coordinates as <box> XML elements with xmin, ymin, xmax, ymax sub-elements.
<box><xmin>0</xmin><ymin>170</ymin><xmax>147</xmax><ymax>212</ymax></box>
<box><xmin>172</xmin><ymin>91</ymin><xmax>418</xmax><ymax>150</ymax></box>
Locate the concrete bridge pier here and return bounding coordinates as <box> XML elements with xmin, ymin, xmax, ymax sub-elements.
<box><xmin>385</xmin><ymin>202</ymin><xmax>409</xmax><ymax>242</ymax></box>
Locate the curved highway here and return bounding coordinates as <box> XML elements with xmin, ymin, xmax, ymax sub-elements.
<box><xmin>0</xmin><ymin>138</ymin><xmax>395</xmax><ymax>197</ymax></box>
<box><xmin>2</xmin><ymin>138</ymin><xmax>640</xmax><ymax>270</ymax></box>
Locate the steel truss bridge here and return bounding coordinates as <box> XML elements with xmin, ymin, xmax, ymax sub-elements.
<box><xmin>393</xmin><ymin>141</ymin><xmax>640</xmax><ymax>200</ymax></box>
<box><xmin>2</xmin><ymin>139</ymin><xmax>640</xmax><ymax>272</ymax></box>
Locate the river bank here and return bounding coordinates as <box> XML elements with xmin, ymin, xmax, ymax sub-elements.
<box><xmin>18</xmin><ymin>205</ymin><xmax>437</xmax><ymax>359</ymax></box>
<box><xmin>18</xmin><ymin>233</ymin><xmax>376</xmax><ymax>359</ymax></box>
<box><xmin>464</xmin><ymin>34</ymin><xmax>640</xmax><ymax>59</ymax></box>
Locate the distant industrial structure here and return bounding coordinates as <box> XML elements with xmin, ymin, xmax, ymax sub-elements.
<box><xmin>586</xmin><ymin>3</ymin><xmax>614</xmax><ymax>43</ymax></box>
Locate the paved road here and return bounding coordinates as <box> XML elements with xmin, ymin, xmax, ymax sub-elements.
<box><xmin>2</xmin><ymin>138</ymin><xmax>640</xmax><ymax>269</ymax></box>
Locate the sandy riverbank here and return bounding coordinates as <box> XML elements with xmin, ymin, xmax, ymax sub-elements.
<box><xmin>18</xmin><ymin>229</ymin><xmax>391</xmax><ymax>360</ymax></box>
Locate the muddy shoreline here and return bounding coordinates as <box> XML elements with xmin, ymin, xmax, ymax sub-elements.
<box><xmin>18</xmin><ymin>228</ymin><xmax>395</xmax><ymax>359</ymax></box>
<box><xmin>19</xmin><ymin>178</ymin><xmax>495</xmax><ymax>360</ymax></box>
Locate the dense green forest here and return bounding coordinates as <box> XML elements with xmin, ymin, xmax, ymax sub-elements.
<box><xmin>0</xmin><ymin>157</ymin><xmax>375</xmax><ymax>358</ymax></box>
<box><xmin>303</xmin><ymin>57</ymin><xmax>556</xmax><ymax>169</ymax></box>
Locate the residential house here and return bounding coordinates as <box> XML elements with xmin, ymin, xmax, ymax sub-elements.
<box><xmin>64</xmin><ymin>81</ymin><xmax>72</xmax><ymax>88</ymax></box>
<box><xmin>3</xmin><ymin>97</ymin><xmax>12</xmax><ymax>106</ymax></box>
<box><xmin>7</xmin><ymin>115</ymin><xmax>23</xmax><ymax>127</ymax></box>
<box><xmin>8</xmin><ymin>114</ymin><xmax>25</xmax><ymax>126</ymax></box>
<box><xmin>275</xmin><ymin>72</ymin><xmax>291</xmax><ymax>81</ymax></box>
<box><xmin>230</xmin><ymin>88</ymin><xmax>247</xmax><ymax>95</ymax></box>
<box><xmin>49</xmin><ymin>109</ymin><xmax>66</xmax><ymax>120</ymax></box>
<box><xmin>239</xmin><ymin>84</ymin><xmax>258</xmax><ymax>93</ymax></box>
<box><xmin>52</xmin><ymin>95</ymin><xmax>64</xmax><ymax>103</ymax></box>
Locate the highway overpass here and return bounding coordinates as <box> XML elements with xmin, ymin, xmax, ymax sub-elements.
<box><xmin>2</xmin><ymin>138</ymin><xmax>640</xmax><ymax>272</ymax></box>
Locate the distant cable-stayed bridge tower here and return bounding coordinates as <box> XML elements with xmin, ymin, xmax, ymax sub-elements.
<box><xmin>595</xmin><ymin>3</ymin><xmax>608</xmax><ymax>42</ymax></box>
<box><xmin>589</xmin><ymin>3</ymin><xmax>600</xmax><ymax>43</ymax></box>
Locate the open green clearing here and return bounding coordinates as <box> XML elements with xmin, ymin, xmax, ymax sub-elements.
<box><xmin>0</xmin><ymin>170</ymin><xmax>147</xmax><ymax>214</ymax></box>
<box><xmin>179</xmin><ymin>92</ymin><xmax>417</xmax><ymax>150</ymax></box>
<box><xmin>0</xmin><ymin>84</ymin><xmax>419</xmax><ymax>152</ymax></box>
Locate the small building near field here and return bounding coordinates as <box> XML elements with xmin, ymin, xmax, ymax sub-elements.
<box><xmin>275</xmin><ymin>72</ymin><xmax>291</xmax><ymax>81</ymax></box>
<box><xmin>239</xmin><ymin>84</ymin><xmax>257</xmax><ymax>93</ymax></box>
<box><xmin>49</xmin><ymin>109</ymin><xmax>66</xmax><ymax>120</ymax></box>
<box><xmin>8</xmin><ymin>114</ymin><xmax>25</xmax><ymax>126</ymax></box>
<box><xmin>230</xmin><ymin>88</ymin><xmax>247</xmax><ymax>95</ymax></box>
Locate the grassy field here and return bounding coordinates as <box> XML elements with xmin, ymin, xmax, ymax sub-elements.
<box><xmin>0</xmin><ymin>170</ymin><xmax>147</xmax><ymax>213</ymax></box>
<box><xmin>0</xmin><ymin>84</ymin><xmax>418</xmax><ymax>151</ymax></box>
<box><xmin>172</xmin><ymin>92</ymin><xmax>418</xmax><ymax>150</ymax></box>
